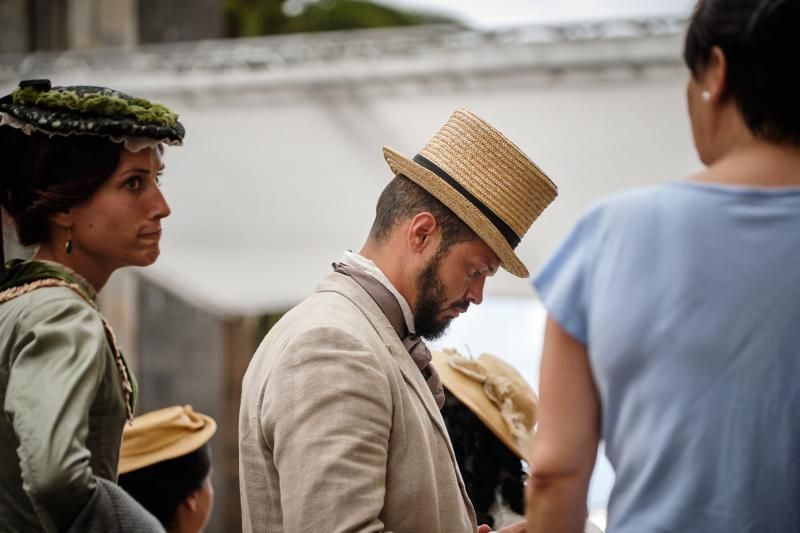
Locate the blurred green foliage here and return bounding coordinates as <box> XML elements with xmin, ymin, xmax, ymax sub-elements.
<box><xmin>225</xmin><ymin>0</ymin><xmax>457</xmax><ymax>37</ymax></box>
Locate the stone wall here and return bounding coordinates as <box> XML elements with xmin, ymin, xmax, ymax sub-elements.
<box><xmin>0</xmin><ymin>0</ymin><xmax>28</xmax><ymax>53</ymax></box>
<box><xmin>138</xmin><ymin>0</ymin><xmax>224</xmax><ymax>44</ymax></box>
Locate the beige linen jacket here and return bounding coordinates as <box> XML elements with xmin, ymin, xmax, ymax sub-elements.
<box><xmin>239</xmin><ymin>272</ymin><xmax>476</xmax><ymax>533</ymax></box>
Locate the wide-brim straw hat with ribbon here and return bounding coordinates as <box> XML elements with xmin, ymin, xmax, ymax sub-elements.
<box><xmin>383</xmin><ymin>109</ymin><xmax>557</xmax><ymax>278</ymax></box>
<box><xmin>118</xmin><ymin>405</ymin><xmax>216</xmax><ymax>474</ymax></box>
<box><xmin>432</xmin><ymin>348</ymin><xmax>537</xmax><ymax>461</ymax></box>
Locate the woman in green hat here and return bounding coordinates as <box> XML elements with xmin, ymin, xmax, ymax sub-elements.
<box><xmin>0</xmin><ymin>79</ymin><xmax>185</xmax><ymax>532</ymax></box>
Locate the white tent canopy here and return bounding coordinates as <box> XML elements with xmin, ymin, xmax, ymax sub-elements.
<box><xmin>1</xmin><ymin>19</ymin><xmax>700</xmax><ymax>316</ymax></box>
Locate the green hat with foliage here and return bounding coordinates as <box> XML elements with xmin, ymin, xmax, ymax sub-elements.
<box><xmin>0</xmin><ymin>79</ymin><xmax>185</xmax><ymax>149</ymax></box>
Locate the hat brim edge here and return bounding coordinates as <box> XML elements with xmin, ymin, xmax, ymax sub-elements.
<box><xmin>433</xmin><ymin>351</ymin><xmax>529</xmax><ymax>460</ymax></box>
<box><xmin>118</xmin><ymin>414</ymin><xmax>217</xmax><ymax>475</ymax></box>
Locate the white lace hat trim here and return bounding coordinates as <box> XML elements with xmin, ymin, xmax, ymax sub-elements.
<box><xmin>0</xmin><ymin>111</ymin><xmax>182</xmax><ymax>152</ymax></box>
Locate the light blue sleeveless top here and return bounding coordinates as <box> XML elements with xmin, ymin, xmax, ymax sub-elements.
<box><xmin>533</xmin><ymin>181</ymin><xmax>800</xmax><ymax>533</ymax></box>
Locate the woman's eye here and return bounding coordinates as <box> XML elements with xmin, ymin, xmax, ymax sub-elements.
<box><xmin>125</xmin><ymin>176</ymin><xmax>143</xmax><ymax>190</ymax></box>
<box><xmin>155</xmin><ymin>175</ymin><xmax>163</xmax><ymax>187</ymax></box>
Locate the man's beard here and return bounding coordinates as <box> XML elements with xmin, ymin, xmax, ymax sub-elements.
<box><xmin>413</xmin><ymin>251</ymin><xmax>470</xmax><ymax>340</ymax></box>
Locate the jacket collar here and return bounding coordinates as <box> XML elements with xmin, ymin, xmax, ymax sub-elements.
<box><xmin>316</xmin><ymin>271</ymin><xmax>475</xmax><ymax>519</ymax></box>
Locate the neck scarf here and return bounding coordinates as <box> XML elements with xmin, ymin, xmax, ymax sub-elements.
<box><xmin>333</xmin><ymin>262</ymin><xmax>445</xmax><ymax>408</ymax></box>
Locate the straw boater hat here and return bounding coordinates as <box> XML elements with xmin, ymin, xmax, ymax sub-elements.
<box><xmin>432</xmin><ymin>348</ymin><xmax>538</xmax><ymax>461</ymax></box>
<box><xmin>118</xmin><ymin>405</ymin><xmax>216</xmax><ymax>474</ymax></box>
<box><xmin>383</xmin><ymin>109</ymin><xmax>557</xmax><ymax>278</ymax></box>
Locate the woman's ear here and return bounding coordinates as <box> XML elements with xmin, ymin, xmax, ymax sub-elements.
<box><xmin>705</xmin><ymin>46</ymin><xmax>729</xmax><ymax>103</ymax></box>
<box><xmin>49</xmin><ymin>209</ymin><xmax>72</xmax><ymax>229</ymax></box>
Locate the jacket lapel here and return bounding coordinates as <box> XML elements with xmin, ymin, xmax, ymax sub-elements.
<box><xmin>316</xmin><ymin>273</ymin><xmax>474</xmax><ymax>513</ymax></box>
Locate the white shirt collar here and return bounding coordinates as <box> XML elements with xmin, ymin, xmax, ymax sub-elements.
<box><xmin>339</xmin><ymin>250</ymin><xmax>416</xmax><ymax>334</ymax></box>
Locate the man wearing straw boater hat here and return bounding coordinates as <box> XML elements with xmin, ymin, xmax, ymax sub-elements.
<box><xmin>239</xmin><ymin>109</ymin><xmax>557</xmax><ymax>533</ymax></box>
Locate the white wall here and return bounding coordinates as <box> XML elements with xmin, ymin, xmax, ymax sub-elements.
<box><xmin>143</xmin><ymin>60</ymin><xmax>700</xmax><ymax>313</ymax></box>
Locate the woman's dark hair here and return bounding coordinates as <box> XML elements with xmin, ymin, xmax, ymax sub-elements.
<box><xmin>683</xmin><ymin>0</ymin><xmax>800</xmax><ymax>146</ymax></box>
<box><xmin>118</xmin><ymin>443</ymin><xmax>212</xmax><ymax>530</ymax></box>
<box><xmin>440</xmin><ymin>390</ymin><xmax>526</xmax><ymax>529</ymax></box>
<box><xmin>0</xmin><ymin>126</ymin><xmax>121</xmax><ymax>246</ymax></box>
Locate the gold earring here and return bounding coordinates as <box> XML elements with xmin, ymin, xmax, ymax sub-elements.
<box><xmin>65</xmin><ymin>227</ymin><xmax>73</xmax><ymax>255</ymax></box>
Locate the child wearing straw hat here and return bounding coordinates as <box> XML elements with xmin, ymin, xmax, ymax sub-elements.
<box><xmin>239</xmin><ymin>109</ymin><xmax>557</xmax><ymax>533</ymax></box>
<box><xmin>118</xmin><ymin>406</ymin><xmax>217</xmax><ymax>533</ymax></box>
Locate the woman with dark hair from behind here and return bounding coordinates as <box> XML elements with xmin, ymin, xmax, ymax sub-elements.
<box><xmin>0</xmin><ymin>80</ymin><xmax>185</xmax><ymax>532</ymax></box>
<box><xmin>433</xmin><ymin>350</ymin><xmax>603</xmax><ymax>533</ymax></box>
<box><xmin>118</xmin><ymin>406</ymin><xmax>217</xmax><ymax>533</ymax></box>
<box><xmin>443</xmin><ymin>392</ymin><xmax>526</xmax><ymax>529</ymax></box>
<box><xmin>527</xmin><ymin>1</ymin><xmax>800</xmax><ymax>532</ymax></box>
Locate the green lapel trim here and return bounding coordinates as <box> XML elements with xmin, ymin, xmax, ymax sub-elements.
<box><xmin>1</xmin><ymin>259</ymin><xmax>95</xmax><ymax>302</ymax></box>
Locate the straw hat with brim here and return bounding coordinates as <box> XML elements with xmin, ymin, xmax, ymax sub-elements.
<box><xmin>383</xmin><ymin>109</ymin><xmax>557</xmax><ymax>278</ymax></box>
<box><xmin>432</xmin><ymin>349</ymin><xmax>538</xmax><ymax>461</ymax></box>
<box><xmin>118</xmin><ymin>405</ymin><xmax>216</xmax><ymax>475</ymax></box>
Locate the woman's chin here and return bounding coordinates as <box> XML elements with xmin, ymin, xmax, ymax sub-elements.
<box><xmin>132</xmin><ymin>248</ymin><xmax>161</xmax><ymax>267</ymax></box>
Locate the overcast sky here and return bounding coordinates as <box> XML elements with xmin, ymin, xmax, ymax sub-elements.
<box><xmin>381</xmin><ymin>0</ymin><xmax>697</xmax><ymax>29</ymax></box>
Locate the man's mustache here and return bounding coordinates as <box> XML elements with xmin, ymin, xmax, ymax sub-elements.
<box><xmin>450</xmin><ymin>300</ymin><xmax>470</xmax><ymax>314</ymax></box>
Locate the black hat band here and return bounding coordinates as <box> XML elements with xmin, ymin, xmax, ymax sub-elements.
<box><xmin>412</xmin><ymin>154</ymin><xmax>521</xmax><ymax>249</ymax></box>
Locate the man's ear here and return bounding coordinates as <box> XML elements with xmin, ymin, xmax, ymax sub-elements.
<box><xmin>407</xmin><ymin>212</ymin><xmax>438</xmax><ymax>253</ymax></box>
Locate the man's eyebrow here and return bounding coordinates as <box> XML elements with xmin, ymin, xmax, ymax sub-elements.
<box><xmin>474</xmin><ymin>262</ymin><xmax>498</xmax><ymax>276</ymax></box>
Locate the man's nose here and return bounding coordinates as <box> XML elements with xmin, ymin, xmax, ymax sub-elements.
<box><xmin>465</xmin><ymin>275</ymin><xmax>486</xmax><ymax>305</ymax></box>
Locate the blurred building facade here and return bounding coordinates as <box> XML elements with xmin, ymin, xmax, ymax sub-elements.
<box><xmin>0</xmin><ymin>16</ymin><xmax>694</xmax><ymax>532</ymax></box>
<box><xmin>0</xmin><ymin>0</ymin><xmax>223</xmax><ymax>53</ymax></box>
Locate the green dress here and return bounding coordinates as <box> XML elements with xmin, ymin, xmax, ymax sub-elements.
<box><xmin>0</xmin><ymin>260</ymin><xmax>135</xmax><ymax>533</ymax></box>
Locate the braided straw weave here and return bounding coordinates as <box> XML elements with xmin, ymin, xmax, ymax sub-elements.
<box><xmin>432</xmin><ymin>348</ymin><xmax>538</xmax><ymax>461</ymax></box>
<box><xmin>383</xmin><ymin>109</ymin><xmax>557</xmax><ymax>277</ymax></box>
